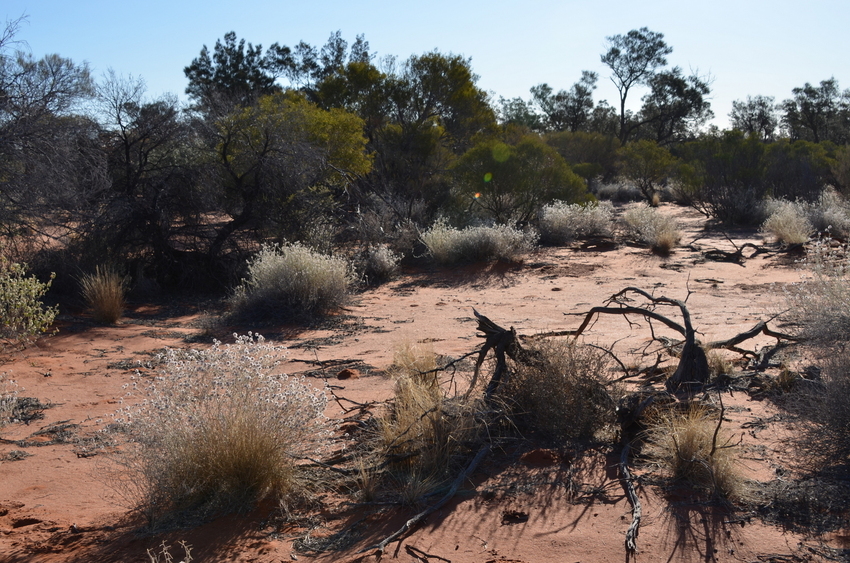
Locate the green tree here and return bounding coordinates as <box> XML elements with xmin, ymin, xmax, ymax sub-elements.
<box><xmin>637</xmin><ymin>67</ymin><xmax>712</xmax><ymax>144</ymax></box>
<box><xmin>497</xmin><ymin>96</ymin><xmax>543</xmax><ymax>131</ymax></box>
<box><xmin>780</xmin><ymin>78</ymin><xmax>850</xmax><ymax>144</ymax></box>
<box><xmin>0</xmin><ymin>18</ymin><xmax>98</xmax><ymax>254</ymax></box>
<box><xmin>205</xmin><ymin>92</ymin><xmax>371</xmax><ymax>259</ymax></box>
<box><xmin>679</xmin><ymin>130</ymin><xmax>767</xmax><ymax>224</ymax></box>
<box><xmin>544</xmin><ymin>130</ymin><xmax>621</xmax><ymax>182</ymax></box>
<box><xmin>729</xmin><ymin>95</ymin><xmax>778</xmax><ymax>141</ymax></box>
<box><xmin>355</xmin><ymin>51</ymin><xmax>497</xmax><ymax>224</ymax></box>
<box><xmin>452</xmin><ymin>135</ymin><xmax>589</xmax><ymax>224</ymax></box>
<box><xmin>530</xmin><ymin>71</ymin><xmax>599</xmax><ymax>132</ymax></box>
<box><xmin>184</xmin><ymin>31</ymin><xmax>294</xmax><ymax>111</ymax></box>
<box><xmin>763</xmin><ymin>140</ymin><xmax>836</xmax><ymax>201</ymax></box>
<box><xmin>92</xmin><ymin>72</ymin><xmax>201</xmax><ymax>285</ymax></box>
<box><xmin>600</xmin><ymin>27</ymin><xmax>672</xmax><ymax>144</ymax></box>
<box><xmin>619</xmin><ymin>139</ymin><xmax>677</xmax><ymax>204</ymax></box>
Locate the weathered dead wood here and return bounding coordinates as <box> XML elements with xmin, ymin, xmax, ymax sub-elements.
<box><xmin>568</xmin><ymin>287</ymin><xmax>708</xmax><ymax>392</ymax></box>
<box><xmin>704</xmin><ymin>320</ymin><xmax>799</xmax><ymax>352</ymax></box>
<box><xmin>358</xmin><ymin>445</ymin><xmax>490</xmax><ymax>558</ymax></box>
<box><xmin>621</xmin><ymin>440</ymin><xmax>641</xmax><ymax>557</ymax></box>
<box><xmin>464</xmin><ymin>309</ymin><xmax>543</xmax><ymax>401</ymax></box>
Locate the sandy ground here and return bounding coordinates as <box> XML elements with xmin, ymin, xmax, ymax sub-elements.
<box><xmin>0</xmin><ymin>204</ymin><xmax>847</xmax><ymax>562</ymax></box>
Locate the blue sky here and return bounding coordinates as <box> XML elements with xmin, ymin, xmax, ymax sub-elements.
<box><xmin>4</xmin><ymin>0</ymin><xmax>848</xmax><ymax>128</ymax></box>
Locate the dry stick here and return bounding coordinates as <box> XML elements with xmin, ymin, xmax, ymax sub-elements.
<box><xmin>359</xmin><ymin>445</ymin><xmax>491</xmax><ymax>557</ymax></box>
<box><xmin>621</xmin><ymin>440</ymin><xmax>641</xmax><ymax>556</ymax></box>
<box><xmin>405</xmin><ymin>545</ymin><xmax>452</xmax><ymax>562</ymax></box>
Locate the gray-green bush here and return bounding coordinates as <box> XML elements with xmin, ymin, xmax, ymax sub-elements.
<box><xmin>230</xmin><ymin>243</ymin><xmax>353</xmax><ymax>319</ymax></box>
<box><xmin>538</xmin><ymin>201</ymin><xmax>615</xmax><ymax>245</ymax></box>
<box><xmin>420</xmin><ymin>219</ymin><xmax>537</xmax><ymax>265</ymax></box>
<box><xmin>0</xmin><ymin>259</ymin><xmax>58</xmax><ymax>350</ymax></box>
<box><xmin>111</xmin><ymin>334</ymin><xmax>332</xmax><ymax>528</ymax></box>
<box><xmin>622</xmin><ymin>205</ymin><xmax>682</xmax><ymax>255</ymax></box>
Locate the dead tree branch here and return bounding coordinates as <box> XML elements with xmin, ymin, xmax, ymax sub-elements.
<box><xmin>621</xmin><ymin>440</ymin><xmax>641</xmax><ymax>557</ymax></box>
<box><xmin>359</xmin><ymin>445</ymin><xmax>490</xmax><ymax>558</ymax></box>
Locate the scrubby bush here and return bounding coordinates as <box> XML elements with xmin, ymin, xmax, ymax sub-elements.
<box><xmin>794</xmin><ymin>350</ymin><xmax>850</xmax><ymax>466</ymax></box>
<box><xmin>420</xmin><ymin>219</ymin><xmax>537</xmax><ymax>265</ymax></box>
<box><xmin>504</xmin><ymin>340</ymin><xmax>618</xmax><ymax>441</ymax></box>
<box><xmin>230</xmin><ymin>243</ymin><xmax>353</xmax><ymax>319</ymax></box>
<box><xmin>762</xmin><ymin>190</ymin><xmax>850</xmax><ymax>245</ymax></box>
<box><xmin>785</xmin><ymin>237</ymin><xmax>850</xmax><ymax>346</ymax></box>
<box><xmin>538</xmin><ymin>201</ymin><xmax>615</xmax><ymax>245</ymax></box>
<box><xmin>79</xmin><ymin>265</ymin><xmax>127</xmax><ymax>324</ymax></box>
<box><xmin>593</xmin><ymin>181</ymin><xmax>643</xmax><ymax>202</ymax></box>
<box><xmin>622</xmin><ymin>205</ymin><xmax>682</xmax><ymax>255</ymax></box>
<box><xmin>0</xmin><ymin>259</ymin><xmax>58</xmax><ymax>350</ymax></box>
<box><xmin>761</xmin><ymin>200</ymin><xmax>813</xmax><ymax>245</ymax></box>
<box><xmin>111</xmin><ymin>334</ymin><xmax>332</xmax><ymax>528</ymax></box>
<box><xmin>804</xmin><ymin>188</ymin><xmax>850</xmax><ymax>239</ymax></box>
<box><xmin>366</xmin><ymin>342</ymin><xmax>485</xmax><ymax>505</ymax></box>
<box><xmin>452</xmin><ymin>135</ymin><xmax>589</xmax><ymax>225</ymax></box>
<box><xmin>0</xmin><ymin>373</ymin><xmax>19</xmax><ymax>429</ymax></box>
<box><xmin>356</xmin><ymin>244</ymin><xmax>402</xmax><ymax>286</ymax></box>
<box><xmin>643</xmin><ymin>402</ymin><xmax>747</xmax><ymax>501</ymax></box>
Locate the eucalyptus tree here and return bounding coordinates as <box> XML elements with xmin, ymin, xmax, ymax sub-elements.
<box><xmin>600</xmin><ymin>27</ymin><xmax>672</xmax><ymax>143</ymax></box>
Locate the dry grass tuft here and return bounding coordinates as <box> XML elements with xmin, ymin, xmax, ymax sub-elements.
<box><xmin>79</xmin><ymin>265</ymin><xmax>126</xmax><ymax>324</ymax></box>
<box><xmin>363</xmin><ymin>342</ymin><xmax>485</xmax><ymax>505</ymax></box>
<box><xmin>643</xmin><ymin>402</ymin><xmax>747</xmax><ymax>501</ymax></box>
<box><xmin>622</xmin><ymin>205</ymin><xmax>681</xmax><ymax>255</ymax></box>
<box><xmin>785</xmin><ymin>237</ymin><xmax>850</xmax><ymax>346</ymax></box>
<box><xmin>761</xmin><ymin>200</ymin><xmax>813</xmax><ymax>245</ymax></box>
<box><xmin>110</xmin><ymin>334</ymin><xmax>332</xmax><ymax>529</ymax></box>
<box><xmin>504</xmin><ymin>339</ymin><xmax>619</xmax><ymax>442</ymax></box>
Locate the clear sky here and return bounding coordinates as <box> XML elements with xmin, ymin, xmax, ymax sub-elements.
<box><xmin>3</xmin><ymin>0</ymin><xmax>848</xmax><ymax>128</ymax></box>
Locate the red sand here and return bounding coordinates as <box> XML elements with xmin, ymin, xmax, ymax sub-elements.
<box><xmin>0</xmin><ymin>204</ymin><xmax>843</xmax><ymax>562</ymax></box>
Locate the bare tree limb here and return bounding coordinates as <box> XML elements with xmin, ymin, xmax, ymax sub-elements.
<box><xmin>359</xmin><ymin>445</ymin><xmax>490</xmax><ymax>558</ymax></box>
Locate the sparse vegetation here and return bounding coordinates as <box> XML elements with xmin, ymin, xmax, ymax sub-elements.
<box><xmin>362</xmin><ymin>342</ymin><xmax>485</xmax><ymax>505</ymax></box>
<box><xmin>79</xmin><ymin>265</ymin><xmax>127</xmax><ymax>324</ymax></box>
<box><xmin>420</xmin><ymin>219</ymin><xmax>537</xmax><ymax>265</ymax></box>
<box><xmin>785</xmin><ymin>237</ymin><xmax>850</xmax><ymax>346</ymax></box>
<box><xmin>621</xmin><ymin>205</ymin><xmax>682</xmax><ymax>254</ymax></box>
<box><xmin>0</xmin><ymin>259</ymin><xmax>58</xmax><ymax>350</ymax></box>
<box><xmin>357</xmin><ymin>244</ymin><xmax>402</xmax><ymax>286</ymax></box>
<box><xmin>538</xmin><ymin>201</ymin><xmax>615</xmax><ymax>245</ymax></box>
<box><xmin>110</xmin><ymin>334</ymin><xmax>332</xmax><ymax>528</ymax></box>
<box><xmin>230</xmin><ymin>243</ymin><xmax>354</xmax><ymax>319</ymax></box>
<box><xmin>761</xmin><ymin>199</ymin><xmax>813</xmax><ymax>245</ymax></box>
<box><xmin>643</xmin><ymin>401</ymin><xmax>747</xmax><ymax>501</ymax></box>
<box><xmin>0</xmin><ymin>373</ymin><xmax>18</xmax><ymax>429</ymax></box>
<box><xmin>504</xmin><ymin>339</ymin><xmax>618</xmax><ymax>441</ymax></box>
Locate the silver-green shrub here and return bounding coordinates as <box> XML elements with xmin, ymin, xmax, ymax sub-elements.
<box><xmin>621</xmin><ymin>205</ymin><xmax>682</xmax><ymax>254</ymax></box>
<box><xmin>761</xmin><ymin>199</ymin><xmax>813</xmax><ymax>245</ymax></box>
<box><xmin>112</xmin><ymin>334</ymin><xmax>332</xmax><ymax>528</ymax></box>
<box><xmin>538</xmin><ymin>201</ymin><xmax>615</xmax><ymax>245</ymax></box>
<box><xmin>420</xmin><ymin>220</ymin><xmax>538</xmax><ymax>265</ymax></box>
<box><xmin>231</xmin><ymin>242</ymin><xmax>353</xmax><ymax>318</ymax></box>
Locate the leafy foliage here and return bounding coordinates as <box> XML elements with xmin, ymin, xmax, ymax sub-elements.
<box><xmin>452</xmin><ymin>135</ymin><xmax>588</xmax><ymax>224</ymax></box>
<box><xmin>0</xmin><ymin>259</ymin><xmax>57</xmax><ymax>350</ymax></box>
<box><xmin>618</xmin><ymin>139</ymin><xmax>677</xmax><ymax>204</ymax></box>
